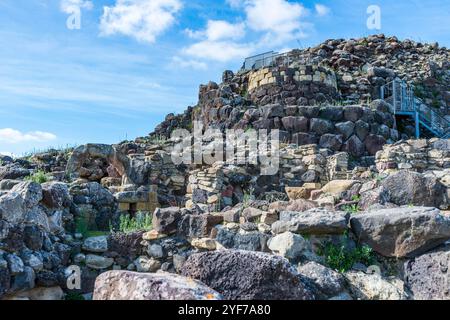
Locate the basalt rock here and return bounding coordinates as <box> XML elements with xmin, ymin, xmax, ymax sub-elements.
<box><xmin>181</xmin><ymin>250</ymin><xmax>315</xmax><ymax>300</ymax></box>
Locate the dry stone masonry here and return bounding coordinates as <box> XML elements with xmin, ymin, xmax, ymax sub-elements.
<box><xmin>1</xmin><ymin>35</ymin><xmax>449</xmax><ymax>301</ymax></box>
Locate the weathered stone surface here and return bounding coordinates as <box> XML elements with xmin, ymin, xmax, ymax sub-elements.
<box><xmin>344</xmin><ymin>135</ymin><xmax>365</xmax><ymax>157</ymax></box>
<box><xmin>310</xmin><ymin>118</ymin><xmax>334</xmax><ymax>135</ymax></box>
<box><xmin>321</xmin><ymin>180</ymin><xmax>359</xmax><ymax>197</ymax></box>
<box><xmin>93</xmin><ymin>271</ymin><xmax>222</xmax><ymax>300</ymax></box>
<box><xmin>41</xmin><ymin>182</ymin><xmax>71</xmax><ymax>209</ymax></box>
<box><xmin>191</xmin><ymin>238</ymin><xmax>217</xmax><ymax>251</ymax></box>
<box><xmin>268</xmin><ymin>232</ymin><xmax>309</xmax><ymax>261</ymax></box>
<box><xmin>133</xmin><ymin>256</ymin><xmax>161</xmax><ymax>273</ymax></box>
<box><xmin>6</xmin><ymin>286</ymin><xmax>65</xmax><ymax>300</ymax></box>
<box><xmin>343</xmin><ymin>106</ymin><xmax>363</xmax><ymax>122</ymax></box>
<box><xmin>0</xmin><ymin>165</ymin><xmax>30</xmax><ymax>180</ymax></box>
<box><xmin>178</xmin><ymin>214</ymin><xmax>223</xmax><ymax>238</ymax></box>
<box><xmin>319</xmin><ymin>107</ymin><xmax>343</xmax><ymax>122</ymax></box>
<box><xmin>215</xmin><ymin>226</ymin><xmax>269</xmax><ymax>252</ymax></box>
<box><xmin>82</xmin><ymin>236</ymin><xmax>108</xmax><ymax>253</ymax></box>
<box><xmin>298</xmin><ymin>261</ymin><xmax>346</xmax><ymax>299</ymax></box>
<box><xmin>273</xmin><ymin>208</ymin><xmax>348</xmax><ymax>235</ymax></box>
<box><xmin>404</xmin><ymin>245</ymin><xmax>450</xmax><ymax>300</ymax></box>
<box><xmin>365</xmin><ymin>134</ymin><xmax>386</xmax><ymax>155</ymax></box>
<box><xmin>381</xmin><ymin>170</ymin><xmax>447</xmax><ymax>208</ymax></box>
<box><xmin>108</xmin><ymin>231</ymin><xmax>145</xmax><ymax>260</ymax></box>
<box><xmin>319</xmin><ymin>134</ymin><xmax>343</xmax><ymax>151</ymax></box>
<box><xmin>152</xmin><ymin>207</ymin><xmax>182</xmax><ymax>234</ymax></box>
<box><xmin>0</xmin><ymin>255</ymin><xmax>11</xmax><ymax>296</ymax></box>
<box><xmin>181</xmin><ymin>250</ymin><xmax>314</xmax><ymax>300</ymax></box>
<box><xmin>358</xmin><ymin>186</ymin><xmax>390</xmax><ymax>211</ymax></box>
<box><xmin>355</xmin><ymin>120</ymin><xmax>370</xmax><ymax>141</ymax></box>
<box><xmin>335</xmin><ymin>121</ymin><xmax>355</xmax><ymax>140</ymax></box>
<box><xmin>281</xmin><ymin>116</ymin><xmax>309</xmax><ymax>132</ymax></box>
<box><xmin>350</xmin><ymin>207</ymin><xmax>450</xmax><ymax>258</ymax></box>
<box><xmin>344</xmin><ymin>271</ymin><xmax>408</xmax><ymax>300</ymax></box>
<box><xmin>85</xmin><ymin>254</ymin><xmax>114</xmax><ymax>270</ymax></box>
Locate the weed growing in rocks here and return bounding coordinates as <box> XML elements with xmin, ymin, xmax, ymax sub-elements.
<box><xmin>25</xmin><ymin>170</ymin><xmax>49</xmax><ymax>184</ymax></box>
<box><xmin>65</xmin><ymin>292</ymin><xmax>85</xmax><ymax>301</ymax></box>
<box><xmin>318</xmin><ymin>241</ymin><xmax>375</xmax><ymax>273</ymax></box>
<box><xmin>116</xmin><ymin>212</ymin><xmax>152</xmax><ymax>233</ymax></box>
<box><xmin>343</xmin><ymin>204</ymin><xmax>361</xmax><ymax>215</ymax></box>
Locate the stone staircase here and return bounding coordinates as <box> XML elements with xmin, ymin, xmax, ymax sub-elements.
<box><xmin>381</xmin><ymin>78</ymin><xmax>450</xmax><ymax>139</ymax></box>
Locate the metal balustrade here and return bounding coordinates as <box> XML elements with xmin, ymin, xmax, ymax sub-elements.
<box><xmin>381</xmin><ymin>78</ymin><xmax>450</xmax><ymax>139</ymax></box>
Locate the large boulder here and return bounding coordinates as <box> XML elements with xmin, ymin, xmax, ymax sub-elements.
<box><xmin>215</xmin><ymin>226</ymin><xmax>270</xmax><ymax>252</ymax></box>
<box><xmin>85</xmin><ymin>254</ymin><xmax>114</xmax><ymax>270</ymax></box>
<box><xmin>0</xmin><ymin>181</ymin><xmax>42</xmax><ymax>225</ymax></box>
<box><xmin>41</xmin><ymin>182</ymin><xmax>71</xmax><ymax>209</ymax></box>
<box><xmin>381</xmin><ymin>170</ymin><xmax>447</xmax><ymax>208</ymax></box>
<box><xmin>5</xmin><ymin>286</ymin><xmax>64</xmax><ymax>300</ymax></box>
<box><xmin>321</xmin><ymin>180</ymin><xmax>359</xmax><ymax>197</ymax></box>
<box><xmin>152</xmin><ymin>207</ymin><xmax>182</xmax><ymax>235</ymax></box>
<box><xmin>177</xmin><ymin>214</ymin><xmax>223</xmax><ymax>238</ymax></box>
<box><xmin>344</xmin><ymin>135</ymin><xmax>365</xmax><ymax>157</ymax></box>
<box><xmin>310</xmin><ymin>118</ymin><xmax>334</xmax><ymax>135</ymax></box>
<box><xmin>11</xmin><ymin>181</ymin><xmax>42</xmax><ymax>208</ymax></box>
<box><xmin>404</xmin><ymin>245</ymin><xmax>450</xmax><ymax>300</ymax></box>
<box><xmin>181</xmin><ymin>250</ymin><xmax>314</xmax><ymax>300</ymax></box>
<box><xmin>350</xmin><ymin>207</ymin><xmax>450</xmax><ymax>258</ymax></box>
<box><xmin>298</xmin><ymin>261</ymin><xmax>347</xmax><ymax>299</ymax></box>
<box><xmin>0</xmin><ymin>164</ymin><xmax>30</xmax><ymax>180</ymax></box>
<box><xmin>93</xmin><ymin>271</ymin><xmax>222</xmax><ymax>300</ymax></box>
<box><xmin>344</xmin><ymin>271</ymin><xmax>408</xmax><ymax>300</ymax></box>
<box><xmin>273</xmin><ymin>208</ymin><xmax>348</xmax><ymax>235</ymax></box>
<box><xmin>82</xmin><ymin>236</ymin><xmax>108</xmax><ymax>253</ymax></box>
<box><xmin>268</xmin><ymin>232</ymin><xmax>309</xmax><ymax>261</ymax></box>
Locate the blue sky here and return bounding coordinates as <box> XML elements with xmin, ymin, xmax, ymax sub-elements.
<box><xmin>0</xmin><ymin>0</ymin><xmax>449</xmax><ymax>156</ymax></box>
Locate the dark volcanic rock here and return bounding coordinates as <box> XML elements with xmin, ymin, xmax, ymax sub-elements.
<box><xmin>152</xmin><ymin>207</ymin><xmax>182</xmax><ymax>235</ymax></box>
<box><xmin>181</xmin><ymin>250</ymin><xmax>314</xmax><ymax>300</ymax></box>
<box><xmin>381</xmin><ymin>170</ymin><xmax>447</xmax><ymax>208</ymax></box>
<box><xmin>404</xmin><ymin>245</ymin><xmax>450</xmax><ymax>300</ymax></box>
<box><xmin>350</xmin><ymin>207</ymin><xmax>450</xmax><ymax>258</ymax></box>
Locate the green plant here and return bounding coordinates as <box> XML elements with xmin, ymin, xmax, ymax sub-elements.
<box><xmin>318</xmin><ymin>242</ymin><xmax>375</xmax><ymax>273</ymax></box>
<box><xmin>25</xmin><ymin>170</ymin><xmax>49</xmax><ymax>184</ymax></box>
<box><xmin>65</xmin><ymin>292</ymin><xmax>85</xmax><ymax>301</ymax></box>
<box><xmin>431</xmin><ymin>99</ymin><xmax>440</xmax><ymax>109</ymax></box>
<box><xmin>343</xmin><ymin>204</ymin><xmax>361</xmax><ymax>215</ymax></box>
<box><xmin>242</xmin><ymin>186</ymin><xmax>255</xmax><ymax>208</ymax></box>
<box><xmin>116</xmin><ymin>212</ymin><xmax>153</xmax><ymax>234</ymax></box>
<box><xmin>375</xmin><ymin>174</ymin><xmax>385</xmax><ymax>182</ymax></box>
<box><xmin>75</xmin><ymin>215</ymin><xmax>89</xmax><ymax>238</ymax></box>
<box><xmin>149</xmin><ymin>135</ymin><xmax>167</xmax><ymax>146</ymax></box>
<box><xmin>351</xmin><ymin>195</ymin><xmax>361</xmax><ymax>202</ymax></box>
<box><xmin>413</xmin><ymin>85</ymin><xmax>425</xmax><ymax>99</ymax></box>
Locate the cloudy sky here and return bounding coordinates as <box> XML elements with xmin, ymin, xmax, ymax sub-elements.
<box><xmin>0</xmin><ymin>0</ymin><xmax>449</xmax><ymax>156</ymax></box>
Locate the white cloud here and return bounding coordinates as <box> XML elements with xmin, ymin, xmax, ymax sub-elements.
<box><xmin>186</xmin><ymin>20</ymin><xmax>246</xmax><ymax>41</ymax></box>
<box><xmin>181</xmin><ymin>19</ymin><xmax>250</xmax><ymax>63</ymax></box>
<box><xmin>182</xmin><ymin>40</ymin><xmax>253</xmax><ymax>62</ymax></box>
<box><xmin>315</xmin><ymin>4</ymin><xmax>330</xmax><ymax>16</ymax></box>
<box><xmin>171</xmin><ymin>56</ymin><xmax>208</xmax><ymax>70</ymax></box>
<box><xmin>226</xmin><ymin>0</ymin><xmax>244</xmax><ymax>9</ymax></box>
<box><xmin>244</xmin><ymin>0</ymin><xmax>306</xmax><ymax>35</ymax></box>
<box><xmin>0</xmin><ymin>128</ymin><xmax>57</xmax><ymax>144</ymax></box>
<box><xmin>175</xmin><ymin>0</ymin><xmax>310</xmax><ymax>65</ymax></box>
<box><xmin>99</xmin><ymin>0</ymin><xmax>182</xmax><ymax>43</ymax></box>
<box><xmin>60</xmin><ymin>0</ymin><xmax>93</xmax><ymax>13</ymax></box>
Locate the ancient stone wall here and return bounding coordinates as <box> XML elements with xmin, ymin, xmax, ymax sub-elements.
<box><xmin>247</xmin><ymin>64</ymin><xmax>338</xmax><ymax>106</ymax></box>
<box><xmin>376</xmin><ymin>138</ymin><xmax>450</xmax><ymax>172</ymax></box>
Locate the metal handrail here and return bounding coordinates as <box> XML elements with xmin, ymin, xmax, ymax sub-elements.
<box><xmin>381</xmin><ymin>78</ymin><xmax>450</xmax><ymax>138</ymax></box>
